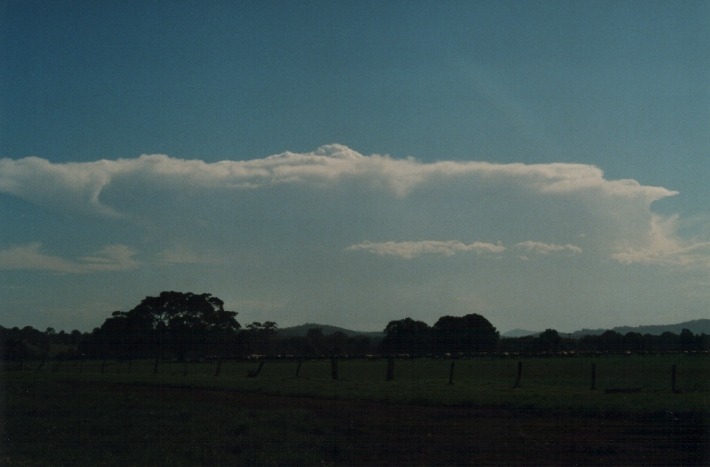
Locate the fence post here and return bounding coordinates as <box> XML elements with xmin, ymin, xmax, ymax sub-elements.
<box><xmin>183</xmin><ymin>360</ymin><xmax>187</xmax><ymax>376</ymax></box>
<box><xmin>513</xmin><ymin>361</ymin><xmax>522</xmax><ymax>388</ymax></box>
<box><xmin>248</xmin><ymin>361</ymin><xmax>264</xmax><ymax>377</ymax></box>
<box><xmin>214</xmin><ymin>358</ymin><xmax>223</xmax><ymax>377</ymax></box>
<box><xmin>153</xmin><ymin>356</ymin><xmax>159</xmax><ymax>374</ymax></box>
<box><xmin>101</xmin><ymin>359</ymin><xmax>106</xmax><ymax>374</ymax></box>
<box><xmin>331</xmin><ymin>358</ymin><xmax>339</xmax><ymax>380</ymax></box>
<box><xmin>295</xmin><ymin>360</ymin><xmax>303</xmax><ymax>379</ymax></box>
<box><xmin>448</xmin><ymin>360</ymin><xmax>455</xmax><ymax>385</ymax></box>
<box><xmin>386</xmin><ymin>357</ymin><xmax>395</xmax><ymax>381</ymax></box>
<box><xmin>590</xmin><ymin>363</ymin><xmax>596</xmax><ymax>390</ymax></box>
<box><xmin>671</xmin><ymin>364</ymin><xmax>679</xmax><ymax>393</ymax></box>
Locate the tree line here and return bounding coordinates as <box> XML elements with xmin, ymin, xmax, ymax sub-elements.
<box><xmin>2</xmin><ymin>291</ymin><xmax>709</xmax><ymax>361</ymax></box>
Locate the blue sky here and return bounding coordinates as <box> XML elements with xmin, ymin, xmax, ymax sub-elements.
<box><xmin>1</xmin><ymin>1</ymin><xmax>709</xmax><ymax>333</ymax></box>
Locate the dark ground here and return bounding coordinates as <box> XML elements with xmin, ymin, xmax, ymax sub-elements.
<box><xmin>212</xmin><ymin>390</ymin><xmax>708</xmax><ymax>465</ymax></box>
<box><xmin>3</xmin><ymin>378</ymin><xmax>709</xmax><ymax>465</ymax></box>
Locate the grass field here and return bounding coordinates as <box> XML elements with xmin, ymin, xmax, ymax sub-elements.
<box><xmin>20</xmin><ymin>354</ymin><xmax>710</xmax><ymax>411</ymax></box>
<box><xmin>3</xmin><ymin>355</ymin><xmax>709</xmax><ymax>465</ymax></box>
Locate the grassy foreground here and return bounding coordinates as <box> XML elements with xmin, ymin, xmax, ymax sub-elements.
<box><xmin>18</xmin><ymin>355</ymin><xmax>710</xmax><ymax>411</ymax></box>
<box><xmin>3</xmin><ymin>356</ymin><xmax>709</xmax><ymax>465</ymax></box>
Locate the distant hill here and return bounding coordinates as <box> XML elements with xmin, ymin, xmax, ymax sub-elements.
<box><xmin>281</xmin><ymin>319</ymin><xmax>710</xmax><ymax>341</ymax></box>
<box><xmin>568</xmin><ymin>319</ymin><xmax>710</xmax><ymax>339</ymax></box>
<box><xmin>277</xmin><ymin>323</ymin><xmax>384</xmax><ymax>339</ymax></box>
<box><xmin>502</xmin><ymin>329</ymin><xmax>541</xmax><ymax>338</ymax></box>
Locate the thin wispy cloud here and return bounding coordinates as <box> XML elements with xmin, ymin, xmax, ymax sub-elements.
<box><xmin>347</xmin><ymin>240</ymin><xmax>507</xmax><ymax>259</ymax></box>
<box><xmin>0</xmin><ymin>243</ymin><xmax>139</xmax><ymax>274</ymax></box>
<box><xmin>346</xmin><ymin>240</ymin><xmax>584</xmax><ymax>260</ymax></box>
<box><xmin>513</xmin><ymin>241</ymin><xmax>582</xmax><ymax>256</ymax></box>
<box><xmin>156</xmin><ymin>247</ymin><xmax>224</xmax><ymax>266</ymax></box>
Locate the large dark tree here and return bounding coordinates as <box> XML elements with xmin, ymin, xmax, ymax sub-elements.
<box><xmin>433</xmin><ymin>314</ymin><xmax>499</xmax><ymax>354</ymax></box>
<box><xmin>240</xmin><ymin>321</ymin><xmax>279</xmax><ymax>355</ymax></box>
<box><xmin>89</xmin><ymin>291</ymin><xmax>240</xmax><ymax>359</ymax></box>
<box><xmin>381</xmin><ymin>318</ymin><xmax>432</xmax><ymax>355</ymax></box>
<box><xmin>536</xmin><ymin>329</ymin><xmax>562</xmax><ymax>353</ymax></box>
<box><xmin>129</xmin><ymin>292</ymin><xmax>238</xmax><ymax>332</ymax></box>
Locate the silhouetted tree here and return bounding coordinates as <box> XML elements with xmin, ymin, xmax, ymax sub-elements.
<box><xmin>698</xmin><ymin>333</ymin><xmax>710</xmax><ymax>352</ymax></box>
<box><xmin>325</xmin><ymin>331</ymin><xmax>348</xmax><ymax>355</ymax></box>
<box><xmin>240</xmin><ymin>321</ymin><xmax>278</xmax><ymax>355</ymax></box>
<box><xmin>537</xmin><ymin>329</ymin><xmax>562</xmax><ymax>353</ymax></box>
<box><xmin>87</xmin><ymin>291</ymin><xmax>240</xmax><ymax>359</ymax></box>
<box><xmin>623</xmin><ymin>332</ymin><xmax>644</xmax><ymax>353</ymax></box>
<box><xmin>70</xmin><ymin>330</ymin><xmax>82</xmax><ymax>345</ymax></box>
<box><xmin>1</xmin><ymin>327</ymin><xmax>31</xmax><ymax>361</ymax></box>
<box><xmin>433</xmin><ymin>314</ymin><xmax>499</xmax><ymax>354</ymax></box>
<box><xmin>657</xmin><ymin>331</ymin><xmax>679</xmax><ymax>353</ymax></box>
<box><xmin>679</xmin><ymin>328</ymin><xmax>696</xmax><ymax>352</ymax></box>
<box><xmin>348</xmin><ymin>335</ymin><xmax>373</xmax><ymax>356</ymax></box>
<box><xmin>381</xmin><ymin>318</ymin><xmax>432</xmax><ymax>355</ymax></box>
<box><xmin>499</xmin><ymin>335</ymin><xmax>535</xmax><ymax>354</ymax></box>
<box><xmin>305</xmin><ymin>328</ymin><xmax>326</xmax><ymax>355</ymax></box>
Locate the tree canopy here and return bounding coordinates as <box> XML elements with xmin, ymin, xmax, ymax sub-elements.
<box><xmin>128</xmin><ymin>291</ymin><xmax>239</xmax><ymax>333</ymax></box>
<box><xmin>433</xmin><ymin>314</ymin><xmax>499</xmax><ymax>354</ymax></box>
<box><xmin>5</xmin><ymin>306</ymin><xmax>710</xmax><ymax>361</ymax></box>
<box><xmin>382</xmin><ymin>314</ymin><xmax>500</xmax><ymax>355</ymax></box>
<box><xmin>85</xmin><ymin>291</ymin><xmax>240</xmax><ymax>359</ymax></box>
<box><xmin>381</xmin><ymin>318</ymin><xmax>432</xmax><ymax>355</ymax></box>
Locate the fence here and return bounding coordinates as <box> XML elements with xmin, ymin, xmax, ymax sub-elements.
<box><xmin>5</xmin><ymin>355</ymin><xmax>709</xmax><ymax>395</ymax></box>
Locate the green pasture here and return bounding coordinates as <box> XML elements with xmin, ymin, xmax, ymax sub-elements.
<box><xmin>3</xmin><ymin>356</ymin><xmax>709</xmax><ymax>465</ymax></box>
<box><xmin>8</xmin><ymin>355</ymin><xmax>709</xmax><ymax>412</ymax></box>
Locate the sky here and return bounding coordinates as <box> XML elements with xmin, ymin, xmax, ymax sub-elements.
<box><xmin>1</xmin><ymin>0</ymin><xmax>709</xmax><ymax>334</ymax></box>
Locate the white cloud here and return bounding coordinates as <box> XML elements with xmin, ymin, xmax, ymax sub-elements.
<box><xmin>78</xmin><ymin>245</ymin><xmax>140</xmax><ymax>271</ymax></box>
<box><xmin>0</xmin><ymin>157</ymin><xmax>123</xmax><ymax>216</ymax></box>
<box><xmin>0</xmin><ymin>144</ymin><xmax>677</xmax><ymax>215</ymax></box>
<box><xmin>0</xmin><ymin>243</ymin><xmax>139</xmax><ymax>274</ymax></box>
<box><xmin>3</xmin><ymin>145</ymin><xmax>710</xmax><ymax>332</ymax></box>
<box><xmin>513</xmin><ymin>241</ymin><xmax>582</xmax><ymax>256</ymax></box>
<box><xmin>347</xmin><ymin>239</ymin><xmax>583</xmax><ymax>260</ymax></box>
<box><xmin>1</xmin><ymin>145</ymin><xmax>704</xmax><ymax>272</ymax></box>
<box><xmin>611</xmin><ymin>214</ymin><xmax>710</xmax><ymax>268</ymax></box>
<box><xmin>346</xmin><ymin>240</ymin><xmax>506</xmax><ymax>259</ymax></box>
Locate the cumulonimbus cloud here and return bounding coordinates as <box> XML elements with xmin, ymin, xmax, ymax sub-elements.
<box><xmin>2</xmin><ymin>144</ymin><xmax>704</xmax><ymax>268</ymax></box>
<box><xmin>611</xmin><ymin>214</ymin><xmax>710</xmax><ymax>268</ymax></box>
<box><xmin>0</xmin><ymin>144</ymin><xmax>676</xmax><ymax>215</ymax></box>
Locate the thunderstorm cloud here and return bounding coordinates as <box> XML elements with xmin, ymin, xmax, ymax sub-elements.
<box><xmin>1</xmin><ymin>145</ymin><xmax>706</xmax><ymax>331</ymax></box>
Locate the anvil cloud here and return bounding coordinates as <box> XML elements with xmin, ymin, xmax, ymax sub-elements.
<box><xmin>0</xmin><ymin>146</ymin><xmax>706</xmax><ymax>332</ymax></box>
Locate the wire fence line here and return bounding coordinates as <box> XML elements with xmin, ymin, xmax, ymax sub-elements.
<box><xmin>5</xmin><ymin>355</ymin><xmax>709</xmax><ymax>394</ymax></box>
